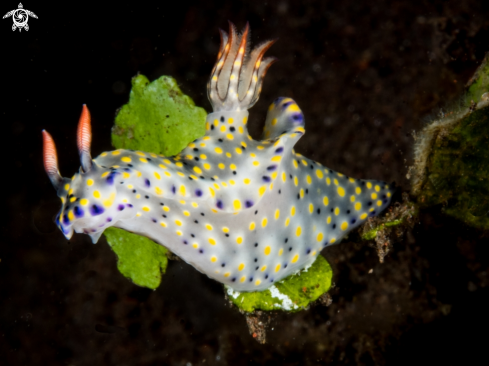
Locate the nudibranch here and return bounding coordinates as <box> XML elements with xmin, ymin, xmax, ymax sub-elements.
<box><xmin>43</xmin><ymin>23</ymin><xmax>394</xmax><ymax>291</ymax></box>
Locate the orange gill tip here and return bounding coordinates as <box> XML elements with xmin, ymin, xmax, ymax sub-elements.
<box><xmin>42</xmin><ymin>129</ymin><xmax>62</xmax><ymax>189</ymax></box>
<box><xmin>77</xmin><ymin>104</ymin><xmax>92</xmax><ymax>173</ymax></box>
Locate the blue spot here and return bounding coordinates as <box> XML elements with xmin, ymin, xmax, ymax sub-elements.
<box><xmin>267</xmin><ymin>165</ymin><xmax>277</xmax><ymax>171</ymax></box>
<box><xmin>275</xmin><ymin>147</ymin><xmax>284</xmax><ymax>153</ymax></box>
<box><xmin>282</xmin><ymin>101</ymin><xmax>292</xmax><ymax>109</ymax></box>
<box><xmin>62</xmin><ymin>214</ymin><xmax>69</xmax><ymax>224</ymax></box>
<box><xmin>145</xmin><ymin>179</ymin><xmax>151</xmax><ymax>187</ymax></box>
<box><xmin>216</xmin><ymin>200</ymin><xmax>224</xmax><ymax>209</ymax></box>
<box><xmin>90</xmin><ymin>205</ymin><xmax>104</xmax><ymax>216</ymax></box>
<box><xmin>74</xmin><ymin>206</ymin><xmax>84</xmax><ymax>218</ymax></box>
<box><xmin>274</xmin><ymin>97</ymin><xmax>285</xmax><ymax>105</ymax></box>
<box><xmin>118</xmin><ymin>204</ymin><xmax>125</xmax><ymax>211</ymax></box>
<box><xmin>55</xmin><ymin>215</ymin><xmax>60</xmax><ymax>225</ymax></box>
<box><xmin>262</xmin><ymin>176</ymin><xmax>271</xmax><ymax>182</ymax></box>
<box><xmin>172</xmin><ymin>185</ymin><xmax>176</xmax><ymax>194</ymax></box>
<box><xmin>195</xmin><ymin>189</ymin><xmax>203</xmax><ymax>197</ymax></box>
<box><xmin>107</xmin><ymin>217</ymin><xmax>112</xmax><ymax>222</ymax></box>
<box><xmin>245</xmin><ymin>200</ymin><xmax>254</xmax><ymax>208</ymax></box>
<box><xmin>306</xmin><ymin>249</ymin><xmax>311</xmax><ymax>254</ymax></box>
<box><xmin>351</xmin><ymin>218</ymin><xmax>356</xmax><ymax>224</ymax></box>
<box><xmin>127</xmin><ymin>204</ymin><xmax>133</xmax><ymax>208</ymax></box>
<box><xmin>292</xmin><ymin>113</ymin><xmax>303</xmax><ymax>123</ymax></box>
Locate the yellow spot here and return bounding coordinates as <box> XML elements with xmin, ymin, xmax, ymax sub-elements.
<box><xmin>249</xmin><ymin>222</ymin><xmax>256</xmax><ymax>231</ymax></box>
<box><xmin>183</xmin><ymin>211</ymin><xmax>190</xmax><ymax>217</ymax></box>
<box><xmin>330</xmin><ymin>238</ymin><xmax>336</xmax><ymax>244</ymax></box>
<box><xmin>301</xmin><ymin>159</ymin><xmax>308</xmax><ymax>166</ymax></box>
<box><xmin>180</xmin><ymin>185</ymin><xmax>186</xmax><ymax>196</ymax></box>
<box><xmin>244</xmin><ymin>178</ymin><xmax>250</xmax><ymax>185</ymax></box>
<box><xmin>200</xmin><ymin>143</ymin><xmax>206</xmax><ymax>147</ymax></box>
<box><xmin>136</xmin><ymin>213</ymin><xmax>141</xmax><ymax>217</ymax></box>
<box><xmin>282</xmin><ymin>172</ymin><xmax>286</xmax><ymax>182</ymax></box>
<box><xmin>139</xmin><ymin>158</ymin><xmax>148</xmax><ymax>163</ymax></box>
<box><xmin>236</xmin><ymin>236</ymin><xmax>243</xmax><ymax>245</ymax></box>
<box><xmin>355</xmin><ymin>202</ymin><xmax>362</xmax><ymax>210</ymax></box>
<box><xmin>233</xmin><ymin>200</ymin><xmax>241</xmax><ymax>211</ymax></box>
<box><xmin>293</xmin><ymin>160</ymin><xmax>298</xmax><ymax>169</ymax></box>
<box><xmin>154</xmin><ymin>187</ymin><xmax>162</xmax><ymax>195</ymax></box>
<box><xmin>259</xmin><ymin>186</ymin><xmax>266</xmax><ymax>196</ymax></box>
<box><xmin>224</xmin><ymin>272</ymin><xmax>230</xmax><ymax>278</ymax></box>
<box><xmin>121</xmin><ymin>156</ymin><xmax>132</xmax><ymax>163</ymax></box>
<box><xmin>220</xmin><ymin>125</ymin><xmax>226</xmax><ymax>132</ymax></box>
<box><xmin>80</xmin><ymin>199</ymin><xmax>88</xmax><ymax>206</ymax></box>
<box><xmin>159</xmin><ymin>164</ymin><xmax>167</xmax><ymax>169</ymax></box>
<box><xmin>262</xmin><ymin>218</ymin><xmax>268</xmax><ymax>227</ymax></box>
<box><xmin>87</xmin><ymin>179</ymin><xmax>94</xmax><ymax>187</ymax></box>
<box><xmin>375</xmin><ymin>185</ymin><xmax>380</xmax><ymax>192</ymax></box>
<box><xmin>294</xmin><ymin>176</ymin><xmax>298</xmax><ymax>186</ymax></box>
<box><xmin>93</xmin><ymin>190</ymin><xmax>100</xmax><ymax>199</ymax></box>
<box><xmin>203</xmin><ymin>163</ymin><xmax>211</xmax><ymax>170</ymax></box>
<box><xmin>240</xmin><ymin>276</ymin><xmax>246</xmax><ymax>283</ymax></box>
<box><xmin>317</xmin><ymin>233</ymin><xmax>324</xmax><ymax>242</ymax></box>
<box><xmin>337</xmin><ymin>187</ymin><xmax>345</xmax><ymax>197</ymax></box>
<box><xmin>367</xmin><ymin>182</ymin><xmax>372</xmax><ymax>189</ymax></box>
<box><xmin>285</xmin><ymin>218</ymin><xmax>290</xmax><ymax>227</ymax></box>
<box><xmin>377</xmin><ymin>200</ymin><xmax>383</xmax><ymax>206</ymax></box>
<box><xmin>274</xmin><ymin>209</ymin><xmax>280</xmax><ymax>220</ymax></box>
<box><xmin>101</xmin><ymin>152</ymin><xmax>107</xmax><ymax>157</ymax></box>
<box><xmin>296</xmin><ymin>226</ymin><xmax>302</xmax><ymax>236</ymax></box>
<box><xmin>238</xmin><ymin>263</ymin><xmax>245</xmax><ymax>271</ymax></box>
<box><xmin>371</xmin><ymin>193</ymin><xmax>378</xmax><ymax>199</ymax></box>
<box><xmin>209</xmin><ymin>187</ymin><xmax>215</xmax><ymax>197</ymax></box>
<box><xmin>204</xmin><ymin>224</ymin><xmax>213</xmax><ymax>231</ymax></box>
<box><xmin>199</xmin><ymin>154</ymin><xmax>207</xmax><ymax>160</ymax></box>
<box><xmin>260</xmin><ymin>265</ymin><xmax>267</xmax><ymax>272</ymax></box>
<box><xmin>179</xmin><ymin>200</ymin><xmax>186</xmax><ymax>205</ymax></box>
<box><xmin>69</xmin><ymin>196</ymin><xmax>76</xmax><ymax>203</ymax></box>
<box><xmin>67</xmin><ymin>210</ymin><xmax>74</xmax><ymax>221</ymax></box>
<box><xmin>163</xmin><ymin>206</ymin><xmax>170</xmax><ymax>212</ymax></box>
<box><xmin>121</xmin><ymin>172</ymin><xmax>129</xmax><ymax>179</ymax></box>
<box><xmin>316</xmin><ymin>170</ymin><xmax>324</xmax><ymax>179</ymax></box>
<box><xmin>175</xmin><ymin>220</ymin><xmax>182</xmax><ymax>226</ymax></box>
<box><xmin>111</xmin><ymin>150</ymin><xmax>121</xmax><ymax>156</ymax></box>
<box><xmin>309</xmin><ymin>203</ymin><xmax>314</xmax><ymax>213</ymax></box>
<box><xmin>271</xmin><ymin>156</ymin><xmax>281</xmax><ymax>162</ymax></box>
<box><xmin>226</xmin><ymin>152</ymin><xmax>232</xmax><ymax>158</ymax></box>
<box><xmin>300</xmin><ymin>189</ymin><xmax>304</xmax><ymax>198</ymax></box>
<box><xmin>176</xmin><ymin>231</ymin><xmax>182</xmax><ymax>236</ymax></box>
<box><xmin>229</xmin><ymin>163</ymin><xmax>237</xmax><ymax>170</ymax></box>
<box><xmin>291</xmin><ymin>206</ymin><xmax>296</xmax><ymax>216</ymax></box>
<box><xmin>101</xmin><ymin>172</ymin><xmax>109</xmax><ymax>178</ymax></box>
<box><xmin>341</xmin><ymin>222</ymin><xmax>348</xmax><ymax>231</ymax></box>
<box><xmin>291</xmin><ymin>254</ymin><xmax>299</xmax><ymax>263</ymax></box>
<box><xmin>350</xmin><ymin>195</ymin><xmax>357</xmax><ymax>203</ymax></box>
<box><xmin>235</xmin><ymin>147</ymin><xmax>242</xmax><ymax>155</ymax></box>
<box><xmin>257</xmin><ymin>145</ymin><xmax>264</xmax><ymax>150</ymax></box>
<box><xmin>387</xmin><ymin>192</ymin><xmax>391</xmax><ymax>198</ymax></box>
<box><xmin>211</xmin><ymin>256</ymin><xmax>217</xmax><ymax>263</ymax></box>
<box><xmin>193</xmin><ymin>166</ymin><xmax>202</xmax><ymax>174</ymax></box>
<box><xmin>275</xmin><ymin>264</ymin><xmax>281</xmax><ymax>272</ymax></box>
<box><xmin>306</xmin><ymin>175</ymin><xmax>312</xmax><ymax>184</ymax></box>
<box><xmin>208</xmin><ymin>238</ymin><xmax>216</xmax><ymax>245</ymax></box>
<box><xmin>271</xmin><ymin>118</ymin><xmax>278</xmax><ymax>126</ymax></box>
<box><xmin>252</xmin><ymin>161</ymin><xmax>260</xmax><ymax>166</ymax></box>
<box><xmin>192</xmin><ymin>243</ymin><xmax>198</xmax><ymax>249</ymax></box>
<box><xmin>218</xmin><ymin>163</ymin><xmax>225</xmax><ymax>170</ymax></box>
<box><xmin>226</xmin><ymin>133</ymin><xmax>234</xmax><ymax>140</ymax></box>
<box><xmin>349</xmin><ymin>177</ymin><xmax>355</xmax><ymax>183</ymax></box>
<box><xmin>326</xmin><ymin>177</ymin><xmax>331</xmax><ymax>185</ymax></box>
<box><xmin>264</xmin><ymin>246</ymin><xmax>271</xmax><ymax>255</ymax></box>
<box><xmin>214</xmin><ymin>147</ymin><xmax>223</xmax><ymax>154</ymax></box>
<box><xmin>360</xmin><ymin>213</ymin><xmax>368</xmax><ymax>220</ymax></box>
<box><xmin>255</xmin><ymin>280</ymin><xmax>261</xmax><ymax>286</ymax></box>
<box><xmin>334</xmin><ymin>207</ymin><xmax>340</xmax><ymax>215</ymax></box>
<box><xmin>278</xmin><ymin>248</ymin><xmax>283</xmax><ymax>256</ymax></box>
<box><xmin>142</xmin><ymin>206</ymin><xmax>150</xmax><ymax>212</ymax></box>
<box><xmin>160</xmin><ymin>222</ymin><xmax>167</xmax><ymax>228</ymax></box>
<box><xmin>238</xmin><ymin>126</ymin><xmax>244</xmax><ymax>134</ymax></box>
<box><xmin>327</xmin><ymin>216</ymin><xmax>332</xmax><ymax>224</ymax></box>
<box><xmin>229</xmin><ymin>180</ymin><xmax>235</xmax><ymax>185</ymax></box>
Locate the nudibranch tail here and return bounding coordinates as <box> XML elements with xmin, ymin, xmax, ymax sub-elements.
<box><xmin>208</xmin><ymin>22</ymin><xmax>276</xmax><ymax>112</ymax></box>
<box><xmin>77</xmin><ymin>104</ymin><xmax>92</xmax><ymax>173</ymax></box>
<box><xmin>42</xmin><ymin>129</ymin><xmax>63</xmax><ymax>190</ymax></box>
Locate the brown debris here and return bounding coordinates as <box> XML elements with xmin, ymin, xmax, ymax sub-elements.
<box><xmin>244</xmin><ymin>311</ymin><xmax>272</xmax><ymax>345</ymax></box>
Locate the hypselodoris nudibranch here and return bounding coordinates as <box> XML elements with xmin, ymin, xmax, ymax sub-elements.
<box><xmin>43</xmin><ymin>23</ymin><xmax>394</xmax><ymax>292</ymax></box>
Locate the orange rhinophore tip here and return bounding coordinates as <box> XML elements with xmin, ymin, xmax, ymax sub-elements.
<box><xmin>42</xmin><ymin>129</ymin><xmax>62</xmax><ymax>189</ymax></box>
<box><xmin>77</xmin><ymin>104</ymin><xmax>92</xmax><ymax>172</ymax></box>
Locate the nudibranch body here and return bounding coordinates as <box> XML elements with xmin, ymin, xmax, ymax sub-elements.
<box><xmin>43</xmin><ymin>23</ymin><xmax>394</xmax><ymax>291</ymax></box>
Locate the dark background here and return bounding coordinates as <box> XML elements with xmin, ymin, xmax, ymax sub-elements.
<box><xmin>3</xmin><ymin>0</ymin><xmax>489</xmax><ymax>365</ymax></box>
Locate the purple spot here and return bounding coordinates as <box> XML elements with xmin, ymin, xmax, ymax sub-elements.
<box><xmin>55</xmin><ymin>215</ymin><xmax>60</xmax><ymax>225</ymax></box>
<box><xmin>107</xmin><ymin>217</ymin><xmax>112</xmax><ymax>222</ymax></box>
<box><xmin>292</xmin><ymin>113</ymin><xmax>303</xmax><ymax>123</ymax></box>
<box><xmin>62</xmin><ymin>214</ymin><xmax>69</xmax><ymax>224</ymax></box>
<box><xmin>267</xmin><ymin>165</ymin><xmax>277</xmax><ymax>171</ymax></box>
<box><xmin>118</xmin><ymin>204</ymin><xmax>125</xmax><ymax>211</ymax></box>
<box><xmin>216</xmin><ymin>200</ymin><xmax>224</xmax><ymax>209</ymax></box>
<box><xmin>74</xmin><ymin>206</ymin><xmax>84</xmax><ymax>218</ymax></box>
<box><xmin>90</xmin><ymin>204</ymin><xmax>104</xmax><ymax>216</ymax></box>
<box><xmin>183</xmin><ymin>240</ymin><xmax>188</xmax><ymax>245</ymax></box>
<box><xmin>245</xmin><ymin>200</ymin><xmax>254</xmax><ymax>208</ymax></box>
<box><xmin>195</xmin><ymin>189</ymin><xmax>203</xmax><ymax>197</ymax></box>
<box><xmin>262</xmin><ymin>176</ymin><xmax>271</xmax><ymax>182</ymax></box>
<box><xmin>199</xmin><ymin>249</ymin><xmax>204</xmax><ymax>254</ymax></box>
<box><xmin>145</xmin><ymin>179</ymin><xmax>151</xmax><ymax>187</ymax></box>
<box><xmin>172</xmin><ymin>185</ymin><xmax>176</xmax><ymax>194</ymax></box>
<box><xmin>282</xmin><ymin>101</ymin><xmax>292</xmax><ymax>109</ymax></box>
<box><xmin>306</xmin><ymin>249</ymin><xmax>311</xmax><ymax>254</ymax></box>
<box><xmin>275</xmin><ymin>147</ymin><xmax>284</xmax><ymax>153</ymax></box>
<box><xmin>351</xmin><ymin>218</ymin><xmax>356</xmax><ymax>224</ymax></box>
<box><xmin>127</xmin><ymin>204</ymin><xmax>133</xmax><ymax>208</ymax></box>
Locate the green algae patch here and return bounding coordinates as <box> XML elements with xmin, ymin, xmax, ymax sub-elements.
<box><xmin>226</xmin><ymin>255</ymin><xmax>332</xmax><ymax>313</ymax></box>
<box><xmin>411</xmin><ymin>53</ymin><xmax>489</xmax><ymax>230</ymax></box>
<box><xmin>104</xmin><ymin>227</ymin><xmax>169</xmax><ymax>289</ymax></box>
<box><xmin>111</xmin><ymin>74</ymin><xmax>207</xmax><ymax>156</ymax></box>
<box><xmin>105</xmin><ymin>74</ymin><xmax>206</xmax><ymax>288</ymax></box>
<box><xmin>362</xmin><ymin>219</ymin><xmax>403</xmax><ymax>241</ymax></box>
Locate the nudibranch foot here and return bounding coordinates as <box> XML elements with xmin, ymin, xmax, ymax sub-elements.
<box><xmin>43</xmin><ymin>23</ymin><xmax>394</xmax><ymax>292</ymax></box>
